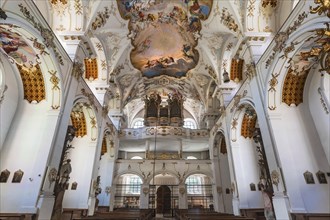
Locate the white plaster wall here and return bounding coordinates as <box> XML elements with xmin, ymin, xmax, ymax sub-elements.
<box><xmin>232</xmin><ymin>136</ymin><xmax>263</xmax><ymax>209</ymax></box>
<box><xmin>97</xmin><ymin>154</ymin><xmax>115</xmax><ymax>206</ymax></box>
<box><xmin>63</xmin><ymin>136</ymin><xmax>97</xmax><ymax>209</ymax></box>
<box><xmin>0</xmin><ymin>60</ymin><xmax>19</xmax><ymax>149</ymax></box>
<box><xmin>0</xmin><ymin>101</ymin><xmax>60</xmax><ymax>213</ymax></box>
<box><xmin>219</xmin><ymin>153</ymin><xmax>234</xmax><ymax>213</ymax></box>
<box><xmin>308</xmin><ymin>72</ymin><xmax>330</xmax><ymax>164</ymax></box>
<box><xmin>268</xmin><ymin>104</ymin><xmax>330</xmax><ymax>213</ymax></box>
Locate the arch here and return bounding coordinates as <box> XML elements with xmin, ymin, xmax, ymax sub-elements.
<box><xmin>147</xmin><ymin>171</ymin><xmax>180</xmax><ymax>185</ymax></box>
<box><xmin>183</xmin><ymin>118</ymin><xmax>197</xmax><ymax>129</ymax></box>
<box><xmin>183</xmin><ymin>171</ymin><xmax>214</xmax><ymax>184</ymax></box>
<box><xmin>0</xmin><ymin>16</ymin><xmax>65</xmax><ymax>214</ymax></box>
<box><xmin>131</xmin><ymin>117</ymin><xmax>144</xmax><ymax>128</ymax></box>
<box><xmin>113</xmin><ymin>171</ymin><xmax>144</xmax><ymax>185</ymax></box>
<box><xmin>131</xmin><ymin>156</ymin><xmax>143</xmax><ymax>160</ymax></box>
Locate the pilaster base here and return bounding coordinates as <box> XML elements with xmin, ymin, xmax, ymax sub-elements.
<box><xmin>37</xmin><ymin>194</ymin><xmax>55</xmax><ymax>220</ymax></box>
<box><xmin>232</xmin><ymin>197</ymin><xmax>240</xmax><ymax>216</ymax></box>
<box><xmin>273</xmin><ymin>192</ymin><xmax>292</xmax><ymax>220</ymax></box>
<box><xmin>88</xmin><ymin>197</ymin><xmax>96</xmax><ymax>216</ymax></box>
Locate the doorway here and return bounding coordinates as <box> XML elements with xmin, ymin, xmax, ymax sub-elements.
<box><xmin>156</xmin><ymin>185</ymin><xmax>171</xmax><ymax>214</ymax></box>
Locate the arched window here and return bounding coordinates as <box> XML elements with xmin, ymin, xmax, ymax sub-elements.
<box><xmin>132</xmin><ymin>118</ymin><xmax>144</xmax><ymax>128</ymax></box>
<box><xmin>185</xmin><ymin>175</ymin><xmax>203</xmax><ymax>194</ymax></box>
<box><xmin>123</xmin><ymin>174</ymin><xmax>142</xmax><ymax>194</ymax></box>
<box><xmin>183</xmin><ymin>118</ymin><xmax>196</xmax><ymax>129</ymax></box>
<box><xmin>131</xmin><ymin>156</ymin><xmax>143</xmax><ymax>159</ymax></box>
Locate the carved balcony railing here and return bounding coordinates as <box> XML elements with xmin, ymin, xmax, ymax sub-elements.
<box><xmin>119</xmin><ymin>126</ymin><xmax>209</xmax><ymax>140</ymax></box>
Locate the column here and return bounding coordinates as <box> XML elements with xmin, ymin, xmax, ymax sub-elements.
<box><xmin>178</xmin><ymin>139</ymin><xmax>183</xmax><ymax>159</ymax></box>
<box><xmin>178</xmin><ymin>184</ymin><xmax>187</xmax><ymax>209</ymax></box>
<box><xmin>139</xmin><ymin>184</ymin><xmax>149</xmax><ymax>209</ymax></box>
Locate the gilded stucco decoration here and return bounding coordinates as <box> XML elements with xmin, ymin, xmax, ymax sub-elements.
<box><xmin>230</xmin><ymin>90</ymin><xmax>247</xmax><ymax>113</ymax></box>
<box><xmin>230</xmin><ymin>58</ymin><xmax>244</xmax><ymax>82</ymax></box>
<box><xmin>220</xmin><ymin>7</ymin><xmax>239</xmax><ymax>32</ymax></box>
<box><xmin>117</xmin><ymin>0</ymin><xmax>212</xmax><ymax>78</ymax></box>
<box><xmin>226</xmin><ymin>42</ymin><xmax>233</xmax><ymax>51</ymax></box>
<box><xmin>84</xmin><ymin>58</ymin><xmax>98</xmax><ymax>81</ymax></box>
<box><xmin>247</xmin><ymin>0</ymin><xmax>256</xmax><ymax>17</ymax></box>
<box><xmin>74</xmin><ymin>0</ymin><xmax>83</xmax><ymax>15</ymax></box>
<box><xmin>72</xmin><ymin>61</ymin><xmax>84</xmax><ymax>80</ymax></box>
<box><xmin>261</xmin><ymin>0</ymin><xmax>277</xmax><ymax>8</ymax></box>
<box><xmin>91</xmin><ymin>7</ymin><xmax>110</xmax><ymax>30</ymax></box>
<box><xmin>265</xmin><ymin>12</ymin><xmax>308</xmax><ymax>69</ymax></box>
<box><xmin>268</xmin><ymin>73</ymin><xmax>280</xmax><ymax>110</ymax></box>
<box><xmin>28</xmin><ymin>37</ymin><xmax>50</xmax><ymax>56</ymax></box>
<box><xmin>241</xmin><ymin>109</ymin><xmax>257</xmax><ymax>138</ymax></box>
<box><xmin>81</xmin><ymin>88</ymin><xmax>97</xmax><ymax>112</ymax></box>
<box><xmin>0</xmin><ymin>85</ymin><xmax>8</xmax><ymax>104</ymax></box>
<box><xmin>310</xmin><ymin>0</ymin><xmax>330</xmax><ymax>17</ymax></box>
<box><xmin>282</xmin><ymin>68</ymin><xmax>310</xmax><ymax>106</ymax></box>
<box><xmin>244</xmin><ymin>63</ymin><xmax>256</xmax><ymax>79</ymax></box>
<box><xmin>303</xmin><ymin>23</ymin><xmax>330</xmax><ymax>74</ymax></box>
<box><xmin>49</xmin><ymin>70</ymin><xmax>61</xmax><ymax>109</ymax></box>
<box><xmin>49</xmin><ymin>0</ymin><xmax>68</xmax><ymax>16</ymax></box>
<box><xmin>18</xmin><ymin>4</ymin><xmax>64</xmax><ymax>65</ymax></box>
<box><xmin>70</xmin><ymin>110</ymin><xmax>87</xmax><ymax>137</ymax></box>
<box><xmin>16</xmin><ymin>63</ymin><xmax>46</xmax><ymax>103</ymax></box>
<box><xmin>205</xmin><ymin>65</ymin><xmax>217</xmax><ymax>81</ymax></box>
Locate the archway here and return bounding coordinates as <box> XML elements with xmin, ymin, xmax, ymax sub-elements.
<box><xmin>156</xmin><ymin>185</ymin><xmax>171</xmax><ymax>214</ymax></box>
<box><xmin>114</xmin><ymin>173</ymin><xmax>142</xmax><ymax>209</ymax></box>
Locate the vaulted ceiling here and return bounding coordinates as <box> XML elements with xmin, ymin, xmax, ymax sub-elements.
<box><xmin>32</xmin><ymin>0</ymin><xmax>293</xmax><ymax>128</ymax></box>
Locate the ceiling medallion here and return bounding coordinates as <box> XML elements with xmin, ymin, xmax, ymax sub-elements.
<box><xmin>117</xmin><ymin>0</ymin><xmax>213</xmax><ymax>78</ymax></box>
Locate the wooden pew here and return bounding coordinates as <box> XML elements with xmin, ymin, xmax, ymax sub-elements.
<box><xmin>73</xmin><ymin>208</ymin><xmax>154</xmax><ymax>220</ymax></box>
<box><xmin>175</xmin><ymin>209</ymin><xmax>256</xmax><ymax>220</ymax></box>
<box><xmin>0</xmin><ymin>213</ymin><xmax>35</xmax><ymax>220</ymax></box>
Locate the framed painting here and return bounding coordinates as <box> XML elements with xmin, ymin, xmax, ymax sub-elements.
<box><xmin>303</xmin><ymin>171</ymin><xmax>315</xmax><ymax>184</ymax></box>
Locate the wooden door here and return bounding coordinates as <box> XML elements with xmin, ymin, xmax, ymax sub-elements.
<box><xmin>156</xmin><ymin>185</ymin><xmax>171</xmax><ymax>214</ymax></box>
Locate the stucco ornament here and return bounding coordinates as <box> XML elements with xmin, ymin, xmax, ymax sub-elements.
<box><xmin>179</xmin><ymin>187</ymin><xmax>186</xmax><ymax>195</ymax></box>
<box><xmin>143</xmin><ymin>187</ymin><xmax>149</xmax><ymax>196</ymax></box>
<box><xmin>271</xmin><ymin>170</ymin><xmax>280</xmax><ymax>190</ymax></box>
<box><xmin>48</xmin><ymin>168</ymin><xmax>58</xmax><ymax>188</ymax></box>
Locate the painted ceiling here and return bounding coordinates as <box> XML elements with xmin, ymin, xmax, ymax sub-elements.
<box><xmin>0</xmin><ymin>25</ymin><xmax>37</xmax><ymax>65</ymax></box>
<box><xmin>117</xmin><ymin>0</ymin><xmax>212</xmax><ymax>78</ymax></box>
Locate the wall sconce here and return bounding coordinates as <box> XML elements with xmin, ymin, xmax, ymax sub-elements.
<box><xmin>223</xmin><ymin>70</ymin><xmax>230</xmax><ymax>83</ymax></box>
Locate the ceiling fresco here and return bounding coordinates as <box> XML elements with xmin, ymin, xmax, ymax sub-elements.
<box><xmin>117</xmin><ymin>0</ymin><xmax>213</xmax><ymax>78</ymax></box>
<box><xmin>0</xmin><ymin>25</ymin><xmax>37</xmax><ymax>65</ymax></box>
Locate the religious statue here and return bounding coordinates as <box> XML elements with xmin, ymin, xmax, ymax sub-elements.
<box><xmin>259</xmin><ymin>178</ymin><xmax>275</xmax><ymax>220</ymax></box>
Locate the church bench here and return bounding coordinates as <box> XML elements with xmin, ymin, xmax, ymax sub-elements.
<box><xmin>0</xmin><ymin>213</ymin><xmax>36</xmax><ymax>220</ymax></box>
<box><xmin>73</xmin><ymin>209</ymin><xmax>154</xmax><ymax>220</ymax></box>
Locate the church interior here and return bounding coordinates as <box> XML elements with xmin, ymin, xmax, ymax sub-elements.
<box><xmin>0</xmin><ymin>0</ymin><xmax>329</xmax><ymax>219</ymax></box>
